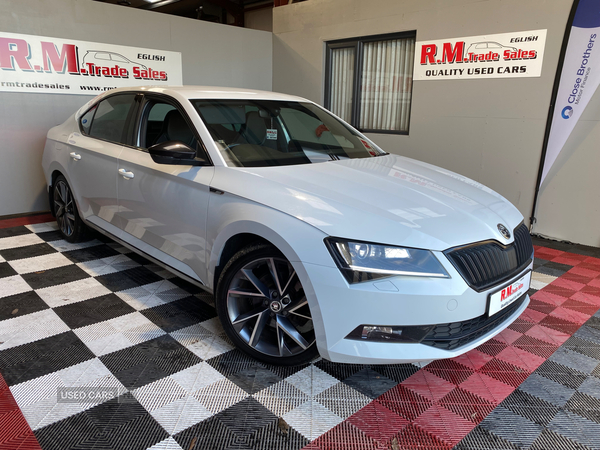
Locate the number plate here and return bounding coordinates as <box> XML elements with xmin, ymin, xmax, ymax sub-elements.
<box><xmin>488</xmin><ymin>271</ymin><xmax>531</xmax><ymax>316</ymax></box>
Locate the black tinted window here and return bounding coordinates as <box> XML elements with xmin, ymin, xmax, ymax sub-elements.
<box><xmin>80</xmin><ymin>106</ymin><xmax>96</xmax><ymax>135</ymax></box>
<box><xmin>142</xmin><ymin>100</ymin><xmax>199</xmax><ymax>151</ymax></box>
<box><xmin>89</xmin><ymin>94</ymin><xmax>136</xmax><ymax>144</ymax></box>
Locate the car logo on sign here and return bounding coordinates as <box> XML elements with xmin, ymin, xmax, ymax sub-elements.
<box><xmin>497</xmin><ymin>224</ymin><xmax>511</xmax><ymax>239</ymax></box>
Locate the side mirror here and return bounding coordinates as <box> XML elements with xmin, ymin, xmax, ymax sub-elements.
<box><xmin>148</xmin><ymin>141</ymin><xmax>206</xmax><ymax>166</ymax></box>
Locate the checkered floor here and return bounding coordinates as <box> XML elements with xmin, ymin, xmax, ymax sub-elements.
<box><xmin>1</xmin><ymin>218</ymin><xmax>600</xmax><ymax>450</ymax></box>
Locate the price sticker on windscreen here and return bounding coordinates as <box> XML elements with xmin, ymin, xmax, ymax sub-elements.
<box><xmin>266</xmin><ymin>129</ymin><xmax>278</xmax><ymax>140</ymax></box>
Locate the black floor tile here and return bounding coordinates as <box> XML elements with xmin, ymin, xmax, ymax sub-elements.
<box><xmin>124</xmin><ymin>251</ymin><xmax>152</xmax><ymax>265</ymax></box>
<box><xmin>371</xmin><ymin>363</ymin><xmax>420</xmax><ymax>384</ymax></box>
<box><xmin>141</xmin><ymin>296</ymin><xmax>216</xmax><ymax>333</ymax></box>
<box><xmin>455</xmin><ymin>425</ymin><xmax>520</xmax><ymax>450</ymax></box>
<box><xmin>0</xmin><ymin>226</ymin><xmax>32</xmax><ymax>239</ymax></box>
<box><xmin>62</xmin><ymin>244</ymin><xmax>120</xmax><ymax>263</ymax></box>
<box><xmin>0</xmin><ymin>242</ymin><xmax>57</xmax><ymax>261</ymax></box>
<box><xmin>500</xmin><ymin>389</ymin><xmax>559</xmax><ymax>426</ymax></box>
<box><xmin>35</xmin><ymin>394</ymin><xmax>169</xmax><ymax>450</ymax></box>
<box><xmin>0</xmin><ymin>331</ymin><xmax>96</xmax><ymax>386</ymax></box>
<box><xmin>343</xmin><ymin>367</ymin><xmax>398</xmax><ymax>399</ymax></box>
<box><xmin>535</xmin><ymin>360</ymin><xmax>588</xmax><ymax>390</ymax></box>
<box><xmin>565</xmin><ymin>391</ymin><xmax>600</xmax><ymax>424</ymax></box>
<box><xmin>100</xmin><ymin>335</ymin><xmax>202</xmax><ymax>390</ymax></box>
<box><xmin>529</xmin><ymin>428</ymin><xmax>593</xmax><ymax>450</ymax></box>
<box><xmin>535</xmin><ymin>262</ymin><xmax>574</xmax><ymax>277</ymax></box>
<box><xmin>95</xmin><ymin>266</ymin><xmax>163</xmax><ymax>292</ymax></box>
<box><xmin>53</xmin><ymin>293</ymin><xmax>136</xmax><ymax>328</ymax></box>
<box><xmin>169</xmin><ymin>276</ymin><xmax>206</xmax><ymax>295</ymax></box>
<box><xmin>21</xmin><ymin>264</ymin><xmax>91</xmax><ymax>290</ymax></box>
<box><xmin>36</xmin><ymin>230</ymin><xmax>64</xmax><ymax>242</ymax></box>
<box><xmin>227</xmin><ymin>364</ymin><xmax>282</xmax><ymax>395</ymax></box>
<box><xmin>314</xmin><ymin>359</ymin><xmax>368</xmax><ymax>381</ymax></box>
<box><xmin>206</xmin><ymin>349</ymin><xmax>262</xmax><ymax>378</ymax></box>
<box><xmin>0</xmin><ymin>261</ymin><xmax>17</xmax><ymax>279</ymax></box>
<box><xmin>0</xmin><ymin>290</ymin><xmax>49</xmax><ymax>321</ymax></box>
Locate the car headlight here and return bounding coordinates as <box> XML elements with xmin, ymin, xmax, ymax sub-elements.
<box><xmin>324</xmin><ymin>238</ymin><xmax>449</xmax><ymax>284</ymax></box>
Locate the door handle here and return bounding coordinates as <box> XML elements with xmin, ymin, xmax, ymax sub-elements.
<box><xmin>118</xmin><ymin>168</ymin><xmax>134</xmax><ymax>179</ymax></box>
<box><xmin>69</xmin><ymin>152</ymin><xmax>81</xmax><ymax>161</ymax></box>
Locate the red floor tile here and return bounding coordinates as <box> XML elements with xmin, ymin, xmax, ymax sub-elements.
<box><xmin>423</xmin><ymin>359</ymin><xmax>475</xmax><ymax>385</ymax></box>
<box><xmin>0</xmin><ymin>374</ymin><xmax>41</xmax><ymax>450</ymax></box>
<box><xmin>451</xmin><ymin>349</ymin><xmax>494</xmax><ymax>371</ymax></box>
<box><xmin>376</xmin><ymin>385</ymin><xmax>433</xmax><ymax>421</ymax></box>
<box><xmin>309</xmin><ymin>421</ymin><xmax>383</xmax><ymax>450</ymax></box>
<box><xmin>347</xmin><ymin>401</ymin><xmax>409</xmax><ymax>444</ymax></box>
<box><xmin>549</xmin><ymin>306</ymin><xmax>590</xmax><ymax>325</ymax></box>
<box><xmin>401</xmin><ymin>371</ymin><xmax>457</xmax><ymax>402</ymax></box>
<box><xmin>438</xmin><ymin>387</ymin><xmax>496</xmax><ymax>424</ymax></box>
<box><xmin>531</xmin><ymin>290</ymin><xmax>569</xmax><ymax>307</ymax></box>
<box><xmin>525</xmin><ymin>323</ymin><xmax>570</xmax><ymax>346</ymax></box>
<box><xmin>0</xmin><ymin>213</ymin><xmax>54</xmax><ymax>230</ymax></box>
<box><xmin>495</xmin><ymin>346</ymin><xmax>545</xmax><ymax>372</ymax></box>
<box><xmin>459</xmin><ymin>373</ymin><xmax>514</xmax><ymax>404</ymax></box>
<box><xmin>562</xmin><ymin>298</ymin><xmax>600</xmax><ymax>315</ymax></box>
<box><xmin>534</xmin><ymin>246</ymin><xmax>564</xmax><ymax>258</ymax></box>
<box><xmin>393</xmin><ymin>423</ymin><xmax>452</xmax><ymax>450</ymax></box>
<box><xmin>494</xmin><ymin>327</ymin><xmax>523</xmax><ymax>345</ymax></box>
<box><xmin>414</xmin><ymin>404</ymin><xmax>476</xmax><ymax>447</ymax></box>
<box><xmin>519</xmin><ymin>307</ymin><xmax>547</xmax><ymax>324</ymax></box>
<box><xmin>512</xmin><ymin>334</ymin><xmax>559</xmax><ymax>359</ymax></box>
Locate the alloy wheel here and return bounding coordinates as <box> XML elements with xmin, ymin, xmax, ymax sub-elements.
<box><xmin>226</xmin><ymin>257</ymin><xmax>315</xmax><ymax>358</ymax></box>
<box><xmin>53</xmin><ymin>180</ymin><xmax>76</xmax><ymax>237</ymax></box>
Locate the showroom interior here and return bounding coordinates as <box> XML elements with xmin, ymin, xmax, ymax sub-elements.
<box><xmin>1</xmin><ymin>0</ymin><xmax>600</xmax><ymax>449</ymax></box>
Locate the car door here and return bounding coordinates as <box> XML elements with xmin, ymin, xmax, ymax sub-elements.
<box><xmin>116</xmin><ymin>94</ymin><xmax>214</xmax><ymax>285</ymax></box>
<box><xmin>67</xmin><ymin>93</ymin><xmax>137</xmax><ymax>237</ymax></box>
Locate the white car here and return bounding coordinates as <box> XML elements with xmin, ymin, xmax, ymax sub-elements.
<box><xmin>42</xmin><ymin>86</ymin><xmax>532</xmax><ymax>365</ymax></box>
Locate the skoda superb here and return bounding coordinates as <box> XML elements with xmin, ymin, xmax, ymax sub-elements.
<box><xmin>42</xmin><ymin>86</ymin><xmax>533</xmax><ymax>365</ymax></box>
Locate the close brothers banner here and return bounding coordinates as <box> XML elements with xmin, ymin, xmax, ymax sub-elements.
<box><xmin>414</xmin><ymin>29</ymin><xmax>547</xmax><ymax>80</ymax></box>
<box><xmin>539</xmin><ymin>0</ymin><xmax>600</xmax><ymax>185</ymax></box>
<box><xmin>0</xmin><ymin>31</ymin><xmax>182</xmax><ymax>95</ymax></box>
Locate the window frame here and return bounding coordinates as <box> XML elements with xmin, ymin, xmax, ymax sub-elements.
<box><xmin>78</xmin><ymin>92</ymin><xmax>140</xmax><ymax>147</ymax></box>
<box><xmin>132</xmin><ymin>93</ymin><xmax>213</xmax><ymax>166</ymax></box>
<box><xmin>324</xmin><ymin>30</ymin><xmax>416</xmax><ymax>136</ymax></box>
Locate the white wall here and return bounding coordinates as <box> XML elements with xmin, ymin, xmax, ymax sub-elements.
<box><xmin>0</xmin><ymin>0</ymin><xmax>272</xmax><ymax>216</ymax></box>
<box><xmin>245</xmin><ymin>7</ymin><xmax>273</xmax><ymax>32</ymax></box>
<box><xmin>272</xmin><ymin>0</ymin><xmax>572</xmax><ymax>227</ymax></box>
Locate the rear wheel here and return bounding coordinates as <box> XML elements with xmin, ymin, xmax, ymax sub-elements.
<box><xmin>216</xmin><ymin>244</ymin><xmax>318</xmax><ymax>365</ymax></box>
<box><xmin>53</xmin><ymin>175</ymin><xmax>89</xmax><ymax>243</ymax></box>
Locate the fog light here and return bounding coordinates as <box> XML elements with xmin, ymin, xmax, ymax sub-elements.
<box><xmin>346</xmin><ymin>324</ymin><xmax>434</xmax><ymax>343</ymax></box>
<box><xmin>362</xmin><ymin>326</ymin><xmax>402</xmax><ymax>340</ymax></box>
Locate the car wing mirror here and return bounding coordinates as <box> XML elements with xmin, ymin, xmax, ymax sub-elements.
<box><xmin>147</xmin><ymin>141</ymin><xmax>207</xmax><ymax>166</ymax></box>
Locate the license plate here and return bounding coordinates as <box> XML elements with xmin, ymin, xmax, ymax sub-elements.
<box><xmin>488</xmin><ymin>271</ymin><xmax>531</xmax><ymax>316</ymax></box>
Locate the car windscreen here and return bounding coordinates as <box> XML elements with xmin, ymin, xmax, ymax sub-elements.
<box><xmin>191</xmin><ymin>100</ymin><xmax>386</xmax><ymax>167</ymax></box>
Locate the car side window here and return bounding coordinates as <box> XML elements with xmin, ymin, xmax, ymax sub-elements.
<box><xmin>79</xmin><ymin>106</ymin><xmax>97</xmax><ymax>135</ymax></box>
<box><xmin>141</xmin><ymin>100</ymin><xmax>200</xmax><ymax>152</ymax></box>
<box><xmin>88</xmin><ymin>94</ymin><xmax>137</xmax><ymax>145</ymax></box>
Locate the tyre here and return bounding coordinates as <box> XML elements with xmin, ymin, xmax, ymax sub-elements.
<box><xmin>216</xmin><ymin>244</ymin><xmax>318</xmax><ymax>365</ymax></box>
<box><xmin>52</xmin><ymin>175</ymin><xmax>90</xmax><ymax>243</ymax></box>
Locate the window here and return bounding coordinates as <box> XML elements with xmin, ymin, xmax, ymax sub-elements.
<box><xmin>140</xmin><ymin>99</ymin><xmax>200</xmax><ymax>153</ymax></box>
<box><xmin>193</xmin><ymin>99</ymin><xmax>386</xmax><ymax>168</ymax></box>
<box><xmin>79</xmin><ymin>106</ymin><xmax>96</xmax><ymax>135</ymax></box>
<box><xmin>325</xmin><ymin>32</ymin><xmax>415</xmax><ymax>134</ymax></box>
<box><xmin>87</xmin><ymin>94</ymin><xmax>136</xmax><ymax>144</ymax></box>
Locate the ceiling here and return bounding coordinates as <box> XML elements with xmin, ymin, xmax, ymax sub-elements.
<box><xmin>92</xmin><ymin>0</ymin><xmax>276</xmax><ymax>26</ymax></box>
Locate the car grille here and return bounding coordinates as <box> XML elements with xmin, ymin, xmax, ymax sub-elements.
<box><xmin>420</xmin><ymin>292</ymin><xmax>528</xmax><ymax>350</ymax></box>
<box><xmin>444</xmin><ymin>223</ymin><xmax>533</xmax><ymax>292</ymax></box>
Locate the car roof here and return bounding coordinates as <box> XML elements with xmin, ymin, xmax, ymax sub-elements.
<box><xmin>99</xmin><ymin>85</ymin><xmax>308</xmax><ymax>101</ymax></box>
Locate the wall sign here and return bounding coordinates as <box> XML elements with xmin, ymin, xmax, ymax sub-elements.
<box><xmin>0</xmin><ymin>31</ymin><xmax>182</xmax><ymax>95</ymax></box>
<box><xmin>414</xmin><ymin>29</ymin><xmax>547</xmax><ymax>80</ymax></box>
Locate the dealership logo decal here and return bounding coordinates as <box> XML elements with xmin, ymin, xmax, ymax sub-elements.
<box><xmin>561</xmin><ymin>106</ymin><xmax>574</xmax><ymax>119</ymax></box>
<box><xmin>414</xmin><ymin>30</ymin><xmax>547</xmax><ymax>80</ymax></box>
<box><xmin>0</xmin><ymin>31</ymin><xmax>182</xmax><ymax>95</ymax></box>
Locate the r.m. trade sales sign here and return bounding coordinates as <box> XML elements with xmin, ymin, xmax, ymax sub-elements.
<box><xmin>0</xmin><ymin>31</ymin><xmax>182</xmax><ymax>95</ymax></box>
<box><xmin>414</xmin><ymin>29</ymin><xmax>547</xmax><ymax>80</ymax></box>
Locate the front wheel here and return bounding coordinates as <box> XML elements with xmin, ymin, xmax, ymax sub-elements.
<box><xmin>216</xmin><ymin>244</ymin><xmax>318</xmax><ymax>365</ymax></box>
<box><xmin>52</xmin><ymin>175</ymin><xmax>89</xmax><ymax>243</ymax></box>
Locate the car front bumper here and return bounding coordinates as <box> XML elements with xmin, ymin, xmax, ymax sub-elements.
<box><xmin>302</xmin><ymin>255</ymin><xmax>533</xmax><ymax>364</ymax></box>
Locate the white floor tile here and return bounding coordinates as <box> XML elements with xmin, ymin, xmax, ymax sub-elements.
<box><xmin>25</xmin><ymin>222</ymin><xmax>59</xmax><ymax>233</ymax></box>
<box><xmin>0</xmin><ymin>309</ymin><xmax>70</xmax><ymax>350</ymax></box>
<box><xmin>9</xmin><ymin>252</ymin><xmax>73</xmax><ymax>274</ymax></box>
<box><xmin>170</xmin><ymin>362</ymin><xmax>225</xmax><ymax>394</ymax></box>
<box><xmin>37</xmin><ymin>277</ymin><xmax>111</xmax><ymax>307</ymax></box>
<box><xmin>285</xmin><ymin>366</ymin><xmax>339</xmax><ymax>397</ymax></box>
<box><xmin>283</xmin><ymin>399</ymin><xmax>343</xmax><ymax>441</ymax></box>
<box><xmin>0</xmin><ymin>274</ymin><xmax>32</xmax><ymax>298</ymax></box>
<box><xmin>0</xmin><ymin>233</ymin><xmax>43</xmax><ymax>250</ymax></box>
<box><xmin>116</xmin><ymin>280</ymin><xmax>190</xmax><ymax>310</ymax></box>
<box><xmin>46</xmin><ymin>239</ymin><xmax>104</xmax><ymax>252</ymax></box>
<box><xmin>145</xmin><ymin>437</ymin><xmax>185</xmax><ymax>450</ymax></box>
<box><xmin>77</xmin><ymin>254</ymin><xmax>140</xmax><ymax>277</ymax></box>
<box><xmin>150</xmin><ymin>397</ymin><xmax>212</xmax><ymax>436</ymax></box>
